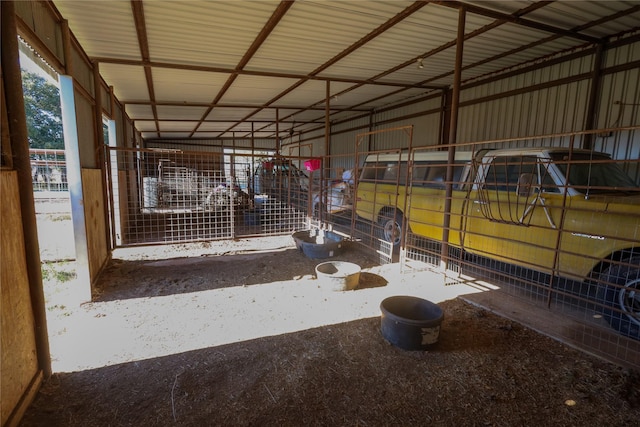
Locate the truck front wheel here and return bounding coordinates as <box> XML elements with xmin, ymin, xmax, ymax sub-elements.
<box><xmin>379</xmin><ymin>210</ymin><xmax>403</xmax><ymax>249</ymax></box>
<box><xmin>598</xmin><ymin>256</ymin><xmax>640</xmax><ymax>340</ymax></box>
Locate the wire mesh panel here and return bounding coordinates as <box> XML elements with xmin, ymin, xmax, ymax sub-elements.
<box><xmin>104</xmin><ymin>127</ymin><xmax>640</xmax><ymax>366</ymax></box>
<box><xmin>348</xmin><ymin>149</ymin><xmax>406</xmax><ymax>265</ymax></box>
<box><xmin>306</xmin><ymin>153</ymin><xmax>355</xmax><ymax>231</ymax></box>
<box><xmin>392</xmin><ymin>129</ymin><xmax>640</xmax><ymax>367</ymax></box>
<box><xmin>248</xmin><ymin>155</ymin><xmax>310</xmax><ymax>235</ymax></box>
<box><xmin>107</xmin><ymin>148</ymin><xmax>309</xmax><ymax>246</ymax></box>
<box><xmin>30</xmin><ymin>148</ymin><xmax>67</xmax><ymax>193</ymax></box>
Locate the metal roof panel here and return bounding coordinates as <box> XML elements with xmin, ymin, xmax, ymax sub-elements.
<box><xmin>124</xmin><ymin>104</ymin><xmax>155</xmax><ymax>120</ymax></box>
<box><xmin>220</xmin><ymin>75</ymin><xmax>301</xmax><ymax>105</ymax></box>
<box><xmin>47</xmin><ymin>1</ymin><xmax>640</xmax><ymax>139</ymax></box>
<box><xmin>152</xmin><ymin>68</ymin><xmax>229</xmax><ymax>103</ymax></box>
<box><xmin>143</xmin><ymin>0</ymin><xmax>279</xmax><ymax>67</ymax></box>
<box><xmin>54</xmin><ymin>0</ymin><xmax>141</xmax><ymax>60</ymax></box>
<box><xmin>100</xmin><ymin>64</ymin><xmax>149</xmax><ymax>102</ymax></box>
<box><xmin>248</xmin><ymin>1</ymin><xmax>409</xmax><ymax>74</ymax></box>
<box><xmin>156</xmin><ymin>105</ymin><xmax>210</xmax><ymax>121</ymax></box>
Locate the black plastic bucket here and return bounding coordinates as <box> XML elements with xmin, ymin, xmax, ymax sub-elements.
<box><xmin>380</xmin><ymin>296</ymin><xmax>444</xmax><ymax>350</ymax></box>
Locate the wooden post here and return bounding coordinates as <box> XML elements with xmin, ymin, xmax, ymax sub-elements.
<box><xmin>1</xmin><ymin>0</ymin><xmax>52</xmax><ymax>377</ymax></box>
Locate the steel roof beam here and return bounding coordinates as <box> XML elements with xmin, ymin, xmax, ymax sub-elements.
<box><xmin>130</xmin><ymin>0</ymin><xmax>160</xmax><ymax>138</ymax></box>
<box><xmin>91</xmin><ymin>57</ymin><xmax>442</xmax><ymax>90</ymax></box>
<box><xmin>189</xmin><ymin>0</ymin><xmax>294</xmax><ymax>138</ymax></box>
<box><xmin>433</xmin><ymin>1</ymin><xmax>600</xmax><ymax>43</ymax></box>
<box><xmin>229</xmin><ymin>1</ymin><xmax>430</xmax><ymax>138</ymax></box>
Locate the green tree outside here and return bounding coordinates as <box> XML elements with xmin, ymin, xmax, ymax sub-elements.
<box><xmin>21</xmin><ymin>71</ymin><xmax>64</xmax><ymax>150</ymax></box>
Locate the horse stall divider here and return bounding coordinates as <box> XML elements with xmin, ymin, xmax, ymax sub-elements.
<box><xmin>106</xmin><ymin>147</ymin><xmax>309</xmax><ymax>247</ymax></box>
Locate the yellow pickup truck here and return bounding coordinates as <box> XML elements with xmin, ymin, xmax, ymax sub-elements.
<box><xmin>355</xmin><ymin>148</ymin><xmax>640</xmax><ymax>339</ymax></box>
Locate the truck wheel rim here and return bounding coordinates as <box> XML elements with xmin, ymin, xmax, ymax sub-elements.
<box><xmin>619</xmin><ymin>277</ymin><xmax>640</xmax><ymax>327</ymax></box>
<box><xmin>384</xmin><ymin>220</ymin><xmax>401</xmax><ymax>245</ymax></box>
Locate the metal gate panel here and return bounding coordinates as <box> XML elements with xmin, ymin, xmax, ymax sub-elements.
<box><xmin>107</xmin><ymin>147</ymin><xmax>309</xmax><ymax>247</ymax></box>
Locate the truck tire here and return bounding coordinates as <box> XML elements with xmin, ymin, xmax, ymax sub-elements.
<box><xmin>598</xmin><ymin>256</ymin><xmax>640</xmax><ymax>340</ymax></box>
<box><xmin>379</xmin><ymin>210</ymin><xmax>403</xmax><ymax>250</ymax></box>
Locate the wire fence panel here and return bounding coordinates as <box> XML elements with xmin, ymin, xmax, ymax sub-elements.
<box><xmin>308</xmin><ymin>127</ymin><xmax>640</xmax><ymax>368</ymax></box>
<box><xmin>107</xmin><ymin>148</ymin><xmax>309</xmax><ymax>246</ymax></box>
<box><xmin>394</xmin><ymin>129</ymin><xmax>640</xmax><ymax>368</ymax></box>
<box><xmin>103</xmin><ymin>128</ymin><xmax>639</xmax><ymax>367</ymax></box>
<box><xmin>30</xmin><ymin>148</ymin><xmax>67</xmax><ymax>193</ymax></box>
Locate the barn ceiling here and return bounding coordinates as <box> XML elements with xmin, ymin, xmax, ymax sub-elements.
<box><xmin>50</xmin><ymin>0</ymin><xmax>640</xmax><ymax>141</ymax></box>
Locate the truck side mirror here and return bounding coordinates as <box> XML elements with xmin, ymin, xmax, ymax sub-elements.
<box><xmin>517</xmin><ymin>173</ymin><xmax>536</xmax><ymax>197</ymax></box>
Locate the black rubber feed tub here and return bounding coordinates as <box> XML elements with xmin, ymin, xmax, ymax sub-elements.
<box><xmin>380</xmin><ymin>296</ymin><xmax>444</xmax><ymax>350</ymax></box>
<box><xmin>292</xmin><ymin>229</ymin><xmax>345</xmax><ymax>259</ymax></box>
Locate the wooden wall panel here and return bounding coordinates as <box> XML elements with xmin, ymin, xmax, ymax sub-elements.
<box><xmin>0</xmin><ymin>171</ymin><xmax>41</xmax><ymax>426</ymax></box>
<box><xmin>81</xmin><ymin>168</ymin><xmax>109</xmax><ymax>282</ymax></box>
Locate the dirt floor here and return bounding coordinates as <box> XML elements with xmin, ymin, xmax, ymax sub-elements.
<box><xmin>19</xmin><ymin>228</ymin><xmax>640</xmax><ymax>426</ymax></box>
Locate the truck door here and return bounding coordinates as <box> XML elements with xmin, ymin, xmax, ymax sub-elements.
<box><xmin>464</xmin><ymin>155</ymin><xmax>564</xmax><ymax>273</ymax></box>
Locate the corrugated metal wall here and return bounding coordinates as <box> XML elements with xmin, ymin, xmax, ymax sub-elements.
<box><xmin>457</xmin><ymin>55</ymin><xmax>594</xmax><ymax>144</ymax></box>
<box><xmin>315</xmin><ymin>38</ymin><xmax>639</xmax><ymax>167</ymax></box>
<box><xmin>372</xmin><ymin>96</ymin><xmax>443</xmax><ymax>148</ymax></box>
<box><xmin>595</xmin><ymin>41</ymin><xmax>640</xmax><ymax>181</ymax></box>
<box><xmin>598</xmin><ymin>40</ymin><xmax>640</xmax><ymax>131</ymax></box>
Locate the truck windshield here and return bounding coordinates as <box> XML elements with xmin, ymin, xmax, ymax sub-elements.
<box><xmin>551</xmin><ymin>152</ymin><xmax>638</xmax><ymax>194</ymax></box>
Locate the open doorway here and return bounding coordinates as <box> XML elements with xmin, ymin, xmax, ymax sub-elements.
<box><xmin>19</xmin><ymin>39</ymin><xmax>84</xmax><ymax>371</ymax></box>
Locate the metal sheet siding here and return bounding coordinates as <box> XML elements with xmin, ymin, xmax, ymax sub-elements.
<box><xmin>599</xmin><ymin>41</ymin><xmax>640</xmax><ymax>130</ymax></box>
<box><xmin>226</xmin><ymin>108</ymin><xmax>277</xmax><ymax>122</ymax></box>
<box><xmin>460</xmin><ymin>54</ymin><xmax>594</xmax><ymax>103</ymax></box>
<box><xmin>604</xmin><ymin>37</ymin><xmax>640</xmax><ymax>68</ymax></box>
<box><xmin>357</xmin><ymin>87</ymin><xmax>430</xmax><ymax>110</ymax></box>
<box><xmin>54</xmin><ymin>1</ymin><xmax>140</xmax><ymax>60</ymax></box>
<box><xmin>100</xmin><ymin>84</ymin><xmax>111</xmax><ymax>116</ymax></box>
<box><xmin>100</xmin><ymin>64</ymin><xmax>149</xmax><ymax>102</ymax></box>
<box><xmin>457</xmin><ymin>80</ymin><xmax>590</xmax><ymax>144</ymax></box>
<box><xmin>320</xmin><ymin>4</ymin><xmax>465</xmax><ymax>79</ymax></box>
<box><xmin>71</xmin><ymin>45</ymin><xmax>94</xmax><ymax>97</ymax></box>
<box><xmin>251</xmin><ymin>1</ymin><xmax>407</xmax><ymax>75</ymax></box>
<box><xmin>152</xmin><ymin>68</ymin><xmax>229</xmax><ymax>104</ymax></box>
<box><xmin>16</xmin><ymin>1</ymin><xmax>65</xmax><ymax>67</ymax></box>
<box><xmin>461</xmin><ymin>26</ymin><xmax>582</xmax><ymax>79</ymax></box>
<box><xmin>331</xmin><ymin>130</ymin><xmax>363</xmax><ymax>156</ymax></box>
<box><xmin>143</xmin><ymin>0</ymin><xmax>277</xmax><ymax>68</ymax></box>
<box><xmin>113</xmin><ymin>103</ymin><xmax>125</xmax><ymax>146</ymax></box>
<box><xmin>369</xmin><ymin>97</ymin><xmax>442</xmax><ymax>145</ymax></box>
<box><xmin>596</xmin><ymin>40</ymin><xmax>640</xmax><ymax>181</ymax></box>
<box><xmin>456</xmin><ymin>54</ymin><xmax>597</xmax><ymax>143</ymax></box>
<box><xmin>224</xmin><ymin>75</ymin><xmax>303</xmax><ymax>105</ymax></box>
<box><xmin>334</xmin><ymin>115</ymin><xmax>370</xmax><ymax>133</ymax></box>
<box><xmin>157</xmin><ymin>122</ymin><xmax>199</xmax><ymax>132</ymax></box>
<box><xmin>126</xmin><ymin>105</ymin><xmax>155</xmax><ymax>121</ymax></box>
<box><xmin>522</xmin><ymin>1</ymin><xmax>640</xmax><ymax>39</ymax></box>
<box><xmin>272</xmin><ymin>80</ymin><xmax>352</xmax><ymax>107</ymax></box>
<box><xmin>156</xmin><ymin>105</ymin><xmax>209</xmax><ymax>121</ymax></box>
